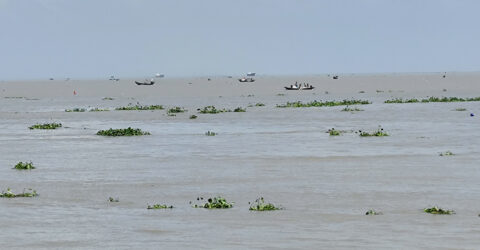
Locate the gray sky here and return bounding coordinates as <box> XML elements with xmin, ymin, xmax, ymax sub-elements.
<box><xmin>1</xmin><ymin>0</ymin><xmax>479</xmax><ymax>80</ymax></box>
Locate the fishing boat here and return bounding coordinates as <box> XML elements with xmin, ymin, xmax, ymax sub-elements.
<box><xmin>238</xmin><ymin>78</ymin><xmax>255</xmax><ymax>82</ymax></box>
<box><xmin>284</xmin><ymin>84</ymin><xmax>314</xmax><ymax>90</ymax></box>
<box><xmin>135</xmin><ymin>80</ymin><xmax>155</xmax><ymax>85</ymax></box>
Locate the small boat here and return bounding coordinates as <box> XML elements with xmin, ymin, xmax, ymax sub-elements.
<box><xmin>135</xmin><ymin>80</ymin><xmax>155</xmax><ymax>85</ymax></box>
<box><xmin>284</xmin><ymin>84</ymin><xmax>315</xmax><ymax>90</ymax></box>
<box><xmin>238</xmin><ymin>78</ymin><xmax>255</xmax><ymax>82</ymax></box>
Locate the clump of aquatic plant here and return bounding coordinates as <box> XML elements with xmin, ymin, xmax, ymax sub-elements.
<box><xmin>376</xmin><ymin>90</ymin><xmax>384</xmax><ymax>93</ymax></box>
<box><xmin>439</xmin><ymin>151</ymin><xmax>454</xmax><ymax>156</ymax></box>
<box><xmin>249</xmin><ymin>197</ymin><xmax>283</xmax><ymax>211</ymax></box>
<box><xmin>89</xmin><ymin>108</ymin><xmax>110</xmax><ymax>112</ymax></box>
<box><xmin>197</xmin><ymin>106</ymin><xmax>230</xmax><ymax>114</ymax></box>
<box><xmin>233</xmin><ymin>107</ymin><xmax>246</xmax><ymax>112</ymax></box>
<box><xmin>102</xmin><ymin>97</ymin><xmax>114</xmax><ymax>100</ymax></box>
<box><xmin>424</xmin><ymin>206</ymin><xmax>454</xmax><ymax>215</ymax></box>
<box><xmin>191</xmin><ymin>196</ymin><xmax>234</xmax><ymax>209</ymax></box>
<box><xmin>167</xmin><ymin>107</ymin><xmax>187</xmax><ymax>114</ymax></box>
<box><xmin>189</xmin><ymin>115</ymin><xmax>198</xmax><ymax>119</ymax></box>
<box><xmin>341</xmin><ymin>106</ymin><xmax>364</xmax><ymax>112</ymax></box>
<box><xmin>29</xmin><ymin>122</ymin><xmax>62</xmax><ymax>130</ymax></box>
<box><xmin>0</xmin><ymin>188</ymin><xmax>38</xmax><ymax>198</ymax></box>
<box><xmin>365</xmin><ymin>209</ymin><xmax>382</xmax><ymax>215</ymax></box>
<box><xmin>255</xmin><ymin>103</ymin><xmax>265</xmax><ymax>106</ymax></box>
<box><xmin>205</xmin><ymin>131</ymin><xmax>216</xmax><ymax>136</ymax></box>
<box><xmin>147</xmin><ymin>204</ymin><xmax>174</xmax><ymax>209</ymax></box>
<box><xmin>454</xmin><ymin>108</ymin><xmax>467</xmax><ymax>111</ymax></box>
<box><xmin>276</xmin><ymin>99</ymin><xmax>370</xmax><ymax>108</ymax></box>
<box><xmin>4</xmin><ymin>96</ymin><xmax>24</xmax><ymax>99</ymax></box>
<box><xmin>13</xmin><ymin>161</ymin><xmax>35</xmax><ymax>170</ymax></box>
<box><xmin>115</xmin><ymin>105</ymin><xmax>164</xmax><ymax>111</ymax></box>
<box><xmin>108</xmin><ymin>197</ymin><xmax>119</xmax><ymax>202</ymax></box>
<box><xmin>328</xmin><ymin>128</ymin><xmax>341</xmax><ymax>136</ymax></box>
<box><xmin>358</xmin><ymin>90</ymin><xmax>365</xmax><ymax>93</ymax></box>
<box><xmin>65</xmin><ymin>108</ymin><xmax>86</xmax><ymax>112</ymax></box>
<box><xmin>96</xmin><ymin>127</ymin><xmax>151</xmax><ymax>136</ymax></box>
<box><xmin>384</xmin><ymin>98</ymin><xmax>420</xmax><ymax>103</ymax></box>
<box><xmin>358</xmin><ymin>127</ymin><xmax>389</xmax><ymax>137</ymax></box>
<box><xmin>276</xmin><ymin>93</ymin><xmax>285</xmax><ymax>96</ymax></box>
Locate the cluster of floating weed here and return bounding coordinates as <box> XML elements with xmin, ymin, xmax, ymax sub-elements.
<box><xmin>197</xmin><ymin>106</ymin><xmax>230</xmax><ymax>114</ymax></box>
<box><xmin>0</xmin><ymin>188</ymin><xmax>38</xmax><ymax>198</ymax></box>
<box><xmin>96</xmin><ymin>127</ymin><xmax>151</xmax><ymax>136</ymax></box>
<box><xmin>439</xmin><ymin>151</ymin><xmax>454</xmax><ymax>156</ymax></box>
<box><xmin>167</xmin><ymin>107</ymin><xmax>187</xmax><ymax>115</ymax></box>
<box><xmin>205</xmin><ymin>131</ymin><xmax>217</xmax><ymax>136</ymax></box>
<box><xmin>147</xmin><ymin>204</ymin><xmax>174</xmax><ymax>209</ymax></box>
<box><xmin>89</xmin><ymin>108</ymin><xmax>110</xmax><ymax>112</ymax></box>
<box><xmin>233</xmin><ymin>107</ymin><xmax>246</xmax><ymax>112</ymax></box>
<box><xmin>65</xmin><ymin>108</ymin><xmax>86</xmax><ymax>112</ymax></box>
<box><xmin>13</xmin><ymin>161</ymin><xmax>35</xmax><ymax>170</ymax></box>
<box><xmin>29</xmin><ymin>123</ymin><xmax>62</xmax><ymax>130</ymax></box>
<box><xmin>385</xmin><ymin>96</ymin><xmax>480</xmax><ymax>103</ymax></box>
<box><xmin>424</xmin><ymin>206</ymin><xmax>454</xmax><ymax>214</ymax></box>
<box><xmin>191</xmin><ymin>196</ymin><xmax>234</xmax><ymax>209</ymax></box>
<box><xmin>108</xmin><ymin>197</ymin><xmax>119</xmax><ymax>202</ymax></box>
<box><xmin>365</xmin><ymin>209</ymin><xmax>382</xmax><ymax>215</ymax></box>
<box><xmin>189</xmin><ymin>115</ymin><xmax>198</xmax><ymax>119</ymax></box>
<box><xmin>341</xmin><ymin>106</ymin><xmax>364</xmax><ymax>112</ymax></box>
<box><xmin>249</xmin><ymin>197</ymin><xmax>282</xmax><ymax>211</ymax></box>
<box><xmin>454</xmin><ymin>108</ymin><xmax>467</xmax><ymax>111</ymax></box>
<box><xmin>276</xmin><ymin>99</ymin><xmax>370</xmax><ymax>108</ymax></box>
<box><xmin>328</xmin><ymin>128</ymin><xmax>341</xmax><ymax>136</ymax></box>
<box><xmin>102</xmin><ymin>97</ymin><xmax>114</xmax><ymax>100</ymax></box>
<box><xmin>115</xmin><ymin>105</ymin><xmax>164</xmax><ymax>111</ymax></box>
<box><xmin>357</xmin><ymin>128</ymin><xmax>389</xmax><ymax>137</ymax></box>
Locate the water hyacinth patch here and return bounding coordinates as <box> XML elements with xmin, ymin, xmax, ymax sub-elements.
<box><xmin>276</xmin><ymin>99</ymin><xmax>370</xmax><ymax>108</ymax></box>
<box><xmin>0</xmin><ymin>188</ymin><xmax>38</xmax><ymax>198</ymax></box>
<box><xmin>249</xmin><ymin>197</ymin><xmax>282</xmax><ymax>211</ymax></box>
<box><xmin>358</xmin><ymin>127</ymin><xmax>389</xmax><ymax>137</ymax></box>
<box><xmin>108</xmin><ymin>197</ymin><xmax>119</xmax><ymax>202</ymax></box>
<box><xmin>89</xmin><ymin>108</ymin><xmax>110</xmax><ymax>112</ymax></box>
<box><xmin>385</xmin><ymin>96</ymin><xmax>480</xmax><ymax>104</ymax></box>
<box><xmin>167</xmin><ymin>107</ymin><xmax>187</xmax><ymax>114</ymax></box>
<box><xmin>205</xmin><ymin>131</ymin><xmax>217</xmax><ymax>136</ymax></box>
<box><xmin>191</xmin><ymin>196</ymin><xmax>234</xmax><ymax>209</ymax></box>
<box><xmin>14</xmin><ymin>161</ymin><xmax>35</xmax><ymax>170</ymax></box>
<box><xmin>328</xmin><ymin>128</ymin><xmax>341</xmax><ymax>136</ymax></box>
<box><xmin>233</xmin><ymin>107</ymin><xmax>246</xmax><ymax>112</ymax></box>
<box><xmin>29</xmin><ymin>123</ymin><xmax>62</xmax><ymax>130</ymax></box>
<box><xmin>424</xmin><ymin>206</ymin><xmax>454</xmax><ymax>215</ymax></box>
<box><xmin>65</xmin><ymin>108</ymin><xmax>86</xmax><ymax>112</ymax></box>
<box><xmin>189</xmin><ymin>115</ymin><xmax>198</xmax><ymax>119</ymax></box>
<box><xmin>454</xmin><ymin>108</ymin><xmax>467</xmax><ymax>111</ymax></box>
<box><xmin>96</xmin><ymin>127</ymin><xmax>151</xmax><ymax>136</ymax></box>
<box><xmin>439</xmin><ymin>151</ymin><xmax>454</xmax><ymax>156</ymax></box>
<box><xmin>115</xmin><ymin>105</ymin><xmax>164</xmax><ymax>111</ymax></box>
<box><xmin>365</xmin><ymin>210</ymin><xmax>382</xmax><ymax>215</ymax></box>
<box><xmin>341</xmin><ymin>106</ymin><xmax>364</xmax><ymax>112</ymax></box>
<box><xmin>197</xmin><ymin>106</ymin><xmax>231</xmax><ymax>114</ymax></box>
<box><xmin>102</xmin><ymin>97</ymin><xmax>114</xmax><ymax>100</ymax></box>
<box><xmin>147</xmin><ymin>204</ymin><xmax>174</xmax><ymax>209</ymax></box>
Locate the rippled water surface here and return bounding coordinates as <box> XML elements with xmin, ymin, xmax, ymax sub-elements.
<box><xmin>1</xmin><ymin>77</ymin><xmax>480</xmax><ymax>249</ymax></box>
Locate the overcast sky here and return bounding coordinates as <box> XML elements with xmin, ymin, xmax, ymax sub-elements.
<box><xmin>1</xmin><ymin>0</ymin><xmax>479</xmax><ymax>80</ymax></box>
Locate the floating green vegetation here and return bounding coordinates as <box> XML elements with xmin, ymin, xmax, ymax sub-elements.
<box><xmin>189</xmin><ymin>115</ymin><xmax>198</xmax><ymax>119</ymax></box>
<box><xmin>384</xmin><ymin>98</ymin><xmax>420</xmax><ymax>103</ymax></box>
<box><xmin>197</xmin><ymin>106</ymin><xmax>230</xmax><ymax>114</ymax></box>
<box><xmin>385</xmin><ymin>96</ymin><xmax>480</xmax><ymax>104</ymax></box>
<box><xmin>424</xmin><ymin>206</ymin><xmax>454</xmax><ymax>215</ymax></box>
<box><xmin>358</xmin><ymin>91</ymin><xmax>365</xmax><ymax>93</ymax></box>
<box><xmin>108</xmin><ymin>197</ymin><xmax>119</xmax><ymax>202</ymax></box>
<box><xmin>102</xmin><ymin>97</ymin><xmax>114</xmax><ymax>100</ymax></box>
<box><xmin>439</xmin><ymin>151</ymin><xmax>454</xmax><ymax>156</ymax></box>
<box><xmin>341</xmin><ymin>106</ymin><xmax>364</xmax><ymax>112</ymax></box>
<box><xmin>29</xmin><ymin>122</ymin><xmax>62</xmax><ymax>130</ymax></box>
<box><xmin>205</xmin><ymin>131</ymin><xmax>217</xmax><ymax>136</ymax></box>
<box><xmin>65</xmin><ymin>108</ymin><xmax>86</xmax><ymax>112</ymax></box>
<box><xmin>96</xmin><ymin>127</ymin><xmax>151</xmax><ymax>136</ymax></box>
<box><xmin>328</xmin><ymin>128</ymin><xmax>341</xmax><ymax>136</ymax></box>
<box><xmin>167</xmin><ymin>107</ymin><xmax>187</xmax><ymax>114</ymax></box>
<box><xmin>0</xmin><ymin>188</ymin><xmax>38</xmax><ymax>198</ymax></box>
<box><xmin>233</xmin><ymin>107</ymin><xmax>246</xmax><ymax>112</ymax></box>
<box><xmin>249</xmin><ymin>197</ymin><xmax>282</xmax><ymax>211</ymax></box>
<box><xmin>276</xmin><ymin>99</ymin><xmax>370</xmax><ymax>108</ymax></box>
<box><xmin>4</xmin><ymin>96</ymin><xmax>24</xmax><ymax>99</ymax></box>
<box><xmin>358</xmin><ymin>128</ymin><xmax>389</xmax><ymax>137</ymax></box>
<box><xmin>365</xmin><ymin>209</ymin><xmax>382</xmax><ymax>215</ymax></box>
<box><xmin>276</xmin><ymin>93</ymin><xmax>285</xmax><ymax>96</ymax></box>
<box><xmin>255</xmin><ymin>103</ymin><xmax>265</xmax><ymax>106</ymax></box>
<box><xmin>454</xmin><ymin>108</ymin><xmax>467</xmax><ymax>111</ymax></box>
<box><xmin>115</xmin><ymin>105</ymin><xmax>164</xmax><ymax>111</ymax></box>
<box><xmin>191</xmin><ymin>196</ymin><xmax>234</xmax><ymax>209</ymax></box>
<box><xmin>376</xmin><ymin>90</ymin><xmax>384</xmax><ymax>93</ymax></box>
<box><xmin>13</xmin><ymin>161</ymin><xmax>35</xmax><ymax>170</ymax></box>
<box><xmin>147</xmin><ymin>204</ymin><xmax>174</xmax><ymax>209</ymax></box>
<box><xmin>89</xmin><ymin>108</ymin><xmax>110</xmax><ymax>112</ymax></box>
